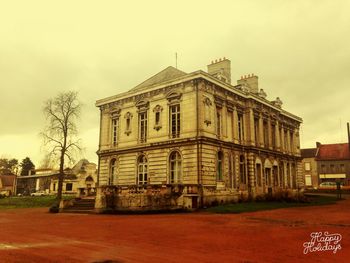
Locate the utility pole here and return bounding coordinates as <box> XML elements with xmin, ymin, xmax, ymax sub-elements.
<box><xmin>347</xmin><ymin>122</ymin><xmax>350</xmax><ymax>153</ymax></box>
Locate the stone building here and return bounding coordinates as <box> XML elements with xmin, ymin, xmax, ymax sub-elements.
<box><xmin>95</xmin><ymin>58</ymin><xmax>303</xmax><ymax>211</ymax></box>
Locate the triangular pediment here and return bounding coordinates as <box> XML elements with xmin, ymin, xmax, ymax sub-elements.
<box><xmin>131</xmin><ymin>66</ymin><xmax>187</xmax><ymax>91</ymax></box>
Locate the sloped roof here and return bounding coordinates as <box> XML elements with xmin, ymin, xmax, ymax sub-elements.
<box><xmin>131</xmin><ymin>66</ymin><xmax>187</xmax><ymax>91</ymax></box>
<box><xmin>0</xmin><ymin>175</ymin><xmax>16</xmax><ymax>187</ymax></box>
<box><xmin>71</xmin><ymin>159</ymin><xmax>90</xmax><ymax>174</ymax></box>
<box><xmin>301</xmin><ymin>148</ymin><xmax>317</xmax><ymax>158</ymax></box>
<box><xmin>316</xmin><ymin>143</ymin><xmax>350</xmax><ymax>160</ymax></box>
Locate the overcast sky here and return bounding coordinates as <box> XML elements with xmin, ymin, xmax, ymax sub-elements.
<box><xmin>1</xmin><ymin>0</ymin><xmax>349</xmax><ymax>167</ymax></box>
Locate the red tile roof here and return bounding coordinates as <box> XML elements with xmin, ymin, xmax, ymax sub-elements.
<box><xmin>316</xmin><ymin>143</ymin><xmax>350</xmax><ymax>160</ymax></box>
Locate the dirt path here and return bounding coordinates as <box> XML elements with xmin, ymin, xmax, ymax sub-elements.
<box><xmin>0</xmin><ymin>199</ymin><xmax>349</xmax><ymax>262</ymax></box>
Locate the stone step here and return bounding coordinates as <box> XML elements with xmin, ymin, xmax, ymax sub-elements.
<box><xmin>61</xmin><ymin>209</ymin><xmax>95</xmax><ymax>214</ymax></box>
<box><xmin>61</xmin><ymin>198</ymin><xmax>96</xmax><ymax>213</ymax></box>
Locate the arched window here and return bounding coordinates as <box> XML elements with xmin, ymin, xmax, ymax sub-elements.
<box><xmin>169</xmin><ymin>151</ymin><xmax>182</xmax><ymax>183</ymax></box>
<box><xmin>217</xmin><ymin>151</ymin><xmax>223</xmax><ymax>181</ymax></box>
<box><xmin>137</xmin><ymin>155</ymin><xmax>148</xmax><ymax>185</ymax></box>
<box><xmin>109</xmin><ymin>159</ymin><xmax>117</xmax><ymax>185</ymax></box>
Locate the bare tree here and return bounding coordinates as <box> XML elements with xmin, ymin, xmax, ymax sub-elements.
<box><xmin>42</xmin><ymin>91</ymin><xmax>82</xmax><ymax>202</ymax></box>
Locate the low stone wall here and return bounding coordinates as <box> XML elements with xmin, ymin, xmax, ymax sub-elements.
<box><xmin>95</xmin><ymin>184</ymin><xmax>241</xmax><ymax>212</ymax></box>
<box><xmin>202</xmin><ymin>186</ymin><xmax>240</xmax><ymax>207</ymax></box>
<box><xmin>95</xmin><ymin>184</ymin><xmax>192</xmax><ymax>212</ymax></box>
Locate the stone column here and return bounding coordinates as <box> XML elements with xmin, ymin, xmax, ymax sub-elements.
<box><xmin>248</xmin><ymin>153</ymin><xmax>256</xmax><ymax>198</ymax></box>
<box><xmin>259</xmin><ymin>114</ymin><xmax>264</xmax><ymax>147</ymax></box>
<box><xmin>248</xmin><ymin>108</ymin><xmax>255</xmax><ymax>146</ymax></box>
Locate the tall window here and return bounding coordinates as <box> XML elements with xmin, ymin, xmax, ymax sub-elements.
<box><xmin>217</xmin><ymin>151</ymin><xmax>223</xmax><ymax>181</ymax></box>
<box><xmin>170</xmin><ymin>104</ymin><xmax>180</xmax><ymax>138</ymax></box>
<box><xmin>271</xmin><ymin>124</ymin><xmax>276</xmax><ymax>148</ymax></box>
<box><xmin>279</xmin><ymin>128</ymin><xmax>283</xmax><ymax>150</ymax></box>
<box><xmin>216</xmin><ymin>109</ymin><xmax>222</xmax><ymax>137</ymax></box>
<box><xmin>137</xmin><ymin>155</ymin><xmax>148</xmax><ymax>185</ymax></box>
<box><xmin>263</xmin><ymin>121</ymin><xmax>268</xmax><ymax>147</ymax></box>
<box><xmin>239</xmin><ymin>155</ymin><xmax>246</xmax><ymax>184</ymax></box>
<box><xmin>284</xmin><ymin>131</ymin><xmax>288</xmax><ymax>151</ymax></box>
<box><xmin>290</xmin><ymin>132</ymin><xmax>294</xmax><ymax>152</ymax></box>
<box><xmin>254</xmin><ymin>118</ymin><xmax>259</xmax><ymax>146</ymax></box>
<box><xmin>340</xmin><ymin>164</ymin><xmax>345</xmax><ymax>173</ymax></box>
<box><xmin>291</xmin><ymin>164</ymin><xmax>296</xmax><ymax>188</ymax></box>
<box><xmin>169</xmin><ymin>151</ymin><xmax>182</xmax><ymax>183</ymax></box>
<box><xmin>109</xmin><ymin>158</ymin><xmax>116</xmax><ymax>185</ymax></box>
<box><xmin>238</xmin><ymin>113</ymin><xmax>244</xmax><ymax>142</ymax></box>
<box><xmin>304</xmin><ymin>162</ymin><xmax>311</xmax><ymax>171</ymax></box>
<box><xmin>256</xmin><ymin>163</ymin><xmax>262</xmax><ymax>186</ymax></box>
<box><xmin>112</xmin><ymin>119</ymin><xmax>118</xmax><ymax>146</ymax></box>
<box><xmin>139</xmin><ymin>112</ymin><xmax>148</xmax><ymax>142</ymax></box>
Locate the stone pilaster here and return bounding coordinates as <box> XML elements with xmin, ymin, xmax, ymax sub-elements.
<box><xmin>259</xmin><ymin>114</ymin><xmax>264</xmax><ymax>147</ymax></box>
<box><xmin>248</xmin><ymin>153</ymin><xmax>256</xmax><ymax>198</ymax></box>
<box><xmin>233</xmin><ymin>107</ymin><xmax>238</xmax><ymax>143</ymax></box>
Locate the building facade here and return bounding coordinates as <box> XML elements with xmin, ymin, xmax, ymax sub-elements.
<box><xmin>301</xmin><ymin>148</ymin><xmax>318</xmax><ymax>188</ymax></box>
<box><xmin>16</xmin><ymin>160</ymin><xmax>97</xmax><ymax>196</ymax></box>
<box><xmin>0</xmin><ymin>175</ymin><xmax>16</xmax><ymax>196</ymax></box>
<box><xmin>301</xmin><ymin>142</ymin><xmax>350</xmax><ymax>188</ymax></box>
<box><xmin>95</xmin><ymin>58</ymin><xmax>303</xmax><ymax>211</ymax></box>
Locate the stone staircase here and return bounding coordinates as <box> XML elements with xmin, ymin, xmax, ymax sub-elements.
<box><xmin>61</xmin><ymin>197</ymin><xmax>95</xmax><ymax>213</ymax></box>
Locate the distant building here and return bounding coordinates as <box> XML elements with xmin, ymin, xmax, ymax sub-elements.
<box><xmin>95</xmin><ymin>58</ymin><xmax>303</xmax><ymax>211</ymax></box>
<box><xmin>0</xmin><ymin>175</ymin><xmax>16</xmax><ymax>196</ymax></box>
<box><xmin>50</xmin><ymin>159</ymin><xmax>97</xmax><ymax>196</ymax></box>
<box><xmin>16</xmin><ymin>159</ymin><xmax>97</xmax><ymax>196</ymax></box>
<box><xmin>301</xmin><ymin>148</ymin><xmax>318</xmax><ymax>188</ymax></box>
<box><xmin>301</xmin><ymin>142</ymin><xmax>350</xmax><ymax>188</ymax></box>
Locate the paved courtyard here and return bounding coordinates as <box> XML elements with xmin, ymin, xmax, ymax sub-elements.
<box><xmin>0</xmin><ymin>199</ymin><xmax>349</xmax><ymax>263</ymax></box>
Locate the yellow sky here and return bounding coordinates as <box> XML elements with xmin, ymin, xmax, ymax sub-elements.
<box><xmin>1</xmin><ymin>0</ymin><xmax>350</xmax><ymax>167</ymax></box>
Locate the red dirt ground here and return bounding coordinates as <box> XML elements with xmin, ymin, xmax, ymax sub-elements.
<box><xmin>0</xmin><ymin>199</ymin><xmax>349</xmax><ymax>263</ymax></box>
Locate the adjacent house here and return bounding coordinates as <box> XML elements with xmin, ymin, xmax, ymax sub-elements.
<box><xmin>95</xmin><ymin>58</ymin><xmax>303</xmax><ymax>211</ymax></box>
<box><xmin>16</xmin><ymin>159</ymin><xmax>97</xmax><ymax>196</ymax></box>
<box><xmin>50</xmin><ymin>159</ymin><xmax>97</xmax><ymax>196</ymax></box>
<box><xmin>301</xmin><ymin>148</ymin><xmax>318</xmax><ymax>188</ymax></box>
<box><xmin>301</xmin><ymin>142</ymin><xmax>350</xmax><ymax>188</ymax></box>
<box><xmin>316</xmin><ymin>142</ymin><xmax>350</xmax><ymax>185</ymax></box>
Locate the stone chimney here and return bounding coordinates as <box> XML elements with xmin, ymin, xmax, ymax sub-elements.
<box><xmin>237</xmin><ymin>74</ymin><xmax>259</xmax><ymax>94</ymax></box>
<box><xmin>207</xmin><ymin>58</ymin><xmax>231</xmax><ymax>84</ymax></box>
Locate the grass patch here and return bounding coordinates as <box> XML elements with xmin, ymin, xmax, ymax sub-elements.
<box><xmin>203</xmin><ymin>195</ymin><xmax>338</xmax><ymax>214</ymax></box>
<box><xmin>0</xmin><ymin>195</ymin><xmax>75</xmax><ymax>209</ymax></box>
